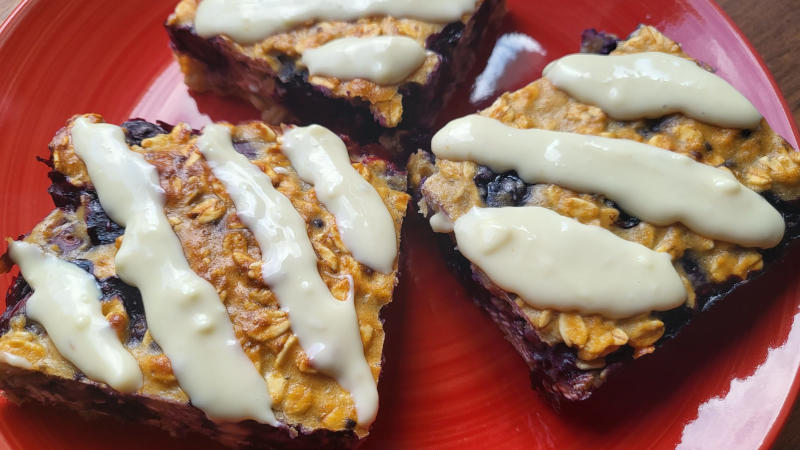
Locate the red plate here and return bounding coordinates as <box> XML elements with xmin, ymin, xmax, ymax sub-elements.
<box><xmin>0</xmin><ymin>0</ymin><xmax>798</xmax><ymax>449</ymax></box>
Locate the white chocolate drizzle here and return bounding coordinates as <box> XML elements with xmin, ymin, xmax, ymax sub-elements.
<box><xmin>281</xmin><ymin>125</ymin><xmax>397</xmax><ymax>273</ymax></box>
<box><xmin>432</xmin><ymin>115</ymin><xmax>785</xmax><ymax>248</ymax></box>
<box><xmin>542</xmin><ymin>52</ymin><xmax>763</xmax><ymax>129</ymax></box>
<box><xmin>429</xmin><ymin>210</ymin><xmax>454</xmax><ymax>233</ymax></box>
<box><xmin>197</xmin><ymin>124</ymin><xmax>378</xmax><ymax>425</ymax></box>
<box><xmin>195</xmin><ymin>0</ymin><xmax>477</xmax><ymax>44</ymax></box>
<box><xmin>70</xmin><ymin>118</ymin><xmax>276</xmax><ymax>424</ymax></box>
<box><xmin>302</xmin><ymin>36</ymin><xmax>427</xmax><ymax>85</ymax></box>
<box><xmin>0</xmin><ymin>351</ymin><xmax>33</xmax><ymax>370</ymax></box>
<box><xmin>9</xmin><ymin>241</ymin><xmax>142</xmax><ymax>391</ymax></box>
<box><xmin>302</xmin><ymin>36</ymin><xmax>426</xmax><ymax>85</ymax></box>
<box><xmin>453</xmin><ymin>207</ymin><xmax>687</xmax><ymax>318</ymax></box>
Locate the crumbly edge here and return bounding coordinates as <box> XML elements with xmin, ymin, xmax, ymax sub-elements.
<box><xmin>0</xmin><ymin>114</ymin><xmax>410</xmax><ymax>440</ymax></box>
<box><xmin>0</xmin><ymin>363</ymin><xmax>355</xmax><ymax>450</ymax></box>
<box><xmin>410</xmin><ymin>25</ymin><xmax>800</xmax><ymax>368</ymax></box>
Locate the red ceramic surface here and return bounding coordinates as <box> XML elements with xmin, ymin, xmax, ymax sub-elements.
<box><xmin>0</xmin><ymin>1</ymin><xmax>798</xmax><ymax>449</ymax></box>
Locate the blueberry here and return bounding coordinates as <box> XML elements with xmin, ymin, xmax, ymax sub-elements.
<box><xmin>605</xmin><ymin>200</ymin><xmax>641</xmax><ymax>229</ymax></box>
<box><xmin>233</xmin><ymin>140</ymin><xmax>259</xmax><ymax>159</ymax></box>
<box><xmin>122</xmin><ymin>119</ymin><xmax>168</xmax><ymax>147</ymax></box>
<box><xmin>637</xmin><ymin>117</ymin><xmax>669</xmax><ymax>138</ymax></box>
<box><xmin>427</xmin><ymin>21</ymin><xmax>465</xmax><ymax>55</ymax></box>
<box><xmin>47</xmin><ymin>170</ymin><xmax>83</xmax><ymax>211</ymax></box>
<box><xmin>580</xmin><ymin>29</ymin><xmax>619</xmax><ymax>55</ymax></box>
<box><xmin>473</xmin><ymin>166</ymin><xmax>495</xmax><ymax>199</ymax></box>
<box><xmin>474</xmin><ymin>167</ymin><xmax>530</xmax><ymax>207</ymax></box>
<box><xmin>678</xmin><ymin>252</ymin><xmax>707</xmax><ymax>287</ymax></box>
<box><xmin>72</xmin><ymin>259</ymin><xmax>95</xmax><ymax>274</ymax></box>
<box><xmin>487</xmin><ymin>174</ymin><xmax>527</xmax><ymax>207</ymax></box>
<box><xmin>100</xmin><ymin>277</ymin><xmax>147</xmax><ymax>343</ymax></box>
<box><xmin>85</xmin><ymin>192</ymin><xmax>125</xmax><ymax>246</ymax></box>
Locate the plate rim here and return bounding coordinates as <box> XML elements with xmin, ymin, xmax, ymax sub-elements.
<box><xmin>0</xmin><ymin>0</ymin><xmax>30</xmax><ymax>43</ymax></box>
<box><xmin>698</xmin><ymin>1</ymin><xmax>800</xmax><ymax>446</ymax></box>
<box><xmin>0</xmin><ymin>0</ymin><xmax>798</xmax><ymax>448</ymax></box>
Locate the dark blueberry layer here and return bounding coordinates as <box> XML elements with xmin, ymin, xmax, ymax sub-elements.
<box><xmin>9</xmin><ymin>156</ymin><xmax>150</xmax><ymax>342</ymax></box>
<box><xmin>656</xmin><ymin>194</ymin><xmax>800</xmax><ymax>340</ymax></box>
<box><xmin>0</xmin><ymin>275</ymin><xmax>31</xmax><ymax>334</ymax></box>
<box><xmin>47</xmin><ymin>169</ymin><xmax>83</xmax><ymax>211</ymax></box>
<box><xmin>86</xmin><ymin>193</ymin><xmax>125</xmax><ymax>246</ymax></box>
<box><xmin>48</xmin><ymin>169</ymin><xmax>124</xmax><ymax>246</ymax></box>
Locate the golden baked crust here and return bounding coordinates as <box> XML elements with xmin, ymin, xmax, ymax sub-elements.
<box><xmin>410</xmin><ymin>26</ymin><xmax>800</xmax><ymax>364</ymax></box>
<box><xmin>0</xmin><ymin>114</ymin><xmax>409</xmax><ymax>438</ymax></box>
<box><xmin>168</xmin><ymin>0</ymin><xmax>486</xmax><ymax>128</ymax></box>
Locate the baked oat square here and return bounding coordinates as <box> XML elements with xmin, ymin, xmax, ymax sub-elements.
<box><xmin>0</xmin><ymin>115</ymin><xmax>409</xmax><ymax>448</ymax></box>
<box><xmin>409</xmin><ymin>26</ymin><xmax>800</xmax><ymax>401</ymax></box>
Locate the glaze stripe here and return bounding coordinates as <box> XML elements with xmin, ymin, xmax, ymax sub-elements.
<box><xmin>433</xmin><ymin>114</ymin><xmax>785</xmax><ymax>248</ymax></box>
<box><xmin>197</xmin><ymin>124</ymin><xmax>378</xmax><ymax>426</ymax></box>
<box><xmin>8</xmin><ymin>240</ymin><xmax>143</xmax><ymax>392</ymax></box>
<box><xmin>71</xmin><ymin>118</ymin><xmax>276</xmax><ymax>424</ymax></box>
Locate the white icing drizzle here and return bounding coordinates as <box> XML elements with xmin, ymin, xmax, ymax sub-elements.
<box><xmin>429</xmin><ymin>210</ymin><xmax>454</xmax><ymax>233</ymax></box>
<box><xmin>196</xmin><ymin>124</ymin><xmax>378</xmax><ymax>425</ymax></box>
<box><xmin>542</xmin><ymin>52</ymin><xmax>763</xmax><ymax>129</ymax></box>
<box><xmin>8</xmin><ymin>241</ymin><xmax>142</xmax><ymax>392</ymax></box>
<box><xmin>195</xmin><ymin>0</ymin><xmax>477</xmax><ymax>44</ymax></box>
<box><xmin>281</xmin><ymin>125</ymin><xmax>397</xmax><ymax>273</ymax></box>
<box><xmin>302</xmin><ymin>36</ymin><xmax>427</xmax><ymax>85</ymax></box>
<box><xmin>454</xmin><ymin>207</ymin><xmax>687</xmax><ymax>319</ymax></box>
<box><xmin>432</xmin><ymin>115</ymin><xmax>785</xmax><ymax>248</ymax></box>
<box><xmin>0</xmin><ymin>351</ymin><xmax>33</xmax><ymax>370</ymax></box>
<box><xmin>70</xmin><ymin>118</ymin><xmax>275</xmax><ymax>424</ymax></box>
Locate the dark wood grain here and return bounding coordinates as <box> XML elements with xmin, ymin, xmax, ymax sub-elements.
<box><xmin>713</xmin><ymin>4</ymin><xmax>800</xmax><ymax>448</ymax></box>
<box><xmin>718</xmin><ymin>0</ymin><xmax>800</xmax><ymax>131</ymax></box>
<box><xmin>0</xmin><ymin>0</ymin><xmax>798</xmax><ymax>448</ymax></box>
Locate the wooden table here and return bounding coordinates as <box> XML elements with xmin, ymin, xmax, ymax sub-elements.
<box><xmin>0</xmin><ymin>0</ymin><xmax>798</xmax><ymax>448</ymax></box>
